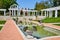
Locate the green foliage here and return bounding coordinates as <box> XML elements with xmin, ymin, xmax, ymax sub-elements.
<box><xmin>23</xmin><ymin>27</ymin><xmax>28</xmax><ymax>31</ymax></box>
<box><xmin>34</xmin><ymin>2</ymin><xmax>49</xmax><ymax>11</ymax></box>
<box><xmin>42</xmin><ymin>17</ymin><xmax>60</xmax><ymax>23</ymax></box>
<box><xmin>0</xmin><ymin>26</ymin><xmax>2</xmax><ymax>30</ymax></box>
<box><xmin>0</xmin><ymin>0</ymin><xmax>17</xmax><ymax>10</ymax></box>
<box><xmin>54</xmin><ymin>24</ymin><xmax>60</xmax><ymax>26</ymax></box>
<box><xmin>0</xmin><ymin>20</ymin><xmax>6</xmax><ymax>24</ymax></box>
<box><xmin>36</xmin><ymin>26</ymin><xmax>57</xmax><ymax>37</ymax></box>
<box><xmin>28</xmin><ymin>25</ymin><xmax>57</xmax><ymax>37</ymax></box>
<box><xmin>48</xmin><ymin>0</ymin><xmax>60</xmax><ymax>7</ymax></box>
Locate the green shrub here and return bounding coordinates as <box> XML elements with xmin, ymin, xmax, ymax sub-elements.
<box><xmin>0</xmin><ymin>26</ymin><xmax>2</xmax><ymax>30</ymax></box>
<box><xmin>0</xmin><ymin>21</ymin><xmax>6</xmax><ymax>24</ymax></box>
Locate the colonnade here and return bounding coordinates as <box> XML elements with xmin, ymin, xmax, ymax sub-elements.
<box><xmin>9</xmin><ymin>10</ymin><xmax>38</xmax><ymax>16</ymax></box>
<box><xmin>41</xmin><ymin>10</ymin><xmax>58</xmax><ymax>18</ymax></box>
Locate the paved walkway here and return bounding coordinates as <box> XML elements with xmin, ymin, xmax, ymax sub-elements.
<box><xmin>0</xmin><ymin>19</ymin><xmax>24</xmax><ymax>40</ymax></box>
<box><xmin>1</xmin><ymin>19</ymin><xmax>60</xmax><ymax>40</ymax></box>
<box><xmin>42</xmin><ymin>23</ymin><xmax>60</xmax><ymax>30</ymax></box>
<box><xmin>30</xmin><ymin>21</ymin><xmax>60</xmax><ymax>30</ymax></box>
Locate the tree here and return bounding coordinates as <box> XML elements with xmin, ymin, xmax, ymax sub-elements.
<box><xmin>0</xmin><ymin>0</ymin><xmax>17</xmax><ymax>10</ymax></box>
<box><xmin>34</xmin><ymin>1</ymin><xmax>49</xmax><ymax>11</ymax></box>
<box><xmin>48</xmin><ymin>0</ymin><xmax>60</xmax><ymax>7</ymax></box>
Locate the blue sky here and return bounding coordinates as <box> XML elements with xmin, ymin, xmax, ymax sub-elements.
<box><xmin>17</xmin><ymin>0</ymin><xmax>48</xmax><ymax>9</ymax></box>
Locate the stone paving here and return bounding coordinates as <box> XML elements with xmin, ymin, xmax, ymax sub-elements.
<box><xmin>0</xmin><ymin>19</ymin><xmax>24</xmax><ymax>40</ymax></box>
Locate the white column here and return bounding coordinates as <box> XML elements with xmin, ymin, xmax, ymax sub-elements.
<box><xmin>28</xmin><ymin>12</ymin><xmax>30</xmax><ymax>16</ymax></box>
<box><xmin>18</xmin><ymin>10</ymin><xmax>20</xmax><ymax>16</ymax></box>
<box><xmin>36</xmin><ymin>12</ymin><xmax>38</xmax><ymax>16</ymax></box>
<box><xmin>14</xmin><ymin>10</ymin><xmax>16</xmax><ymax>16</ymax></box>
<box><xmin>12</xmin><ymin>10</ymin><xmax>13</xmax><ymax>16</ymax></box>
<box><xmin>17</xmin><ymin>10</ymin><xmax>20</xmax><ymax>16</ymax></box>
<box><xmin>47</xmin><ymin>11</ymin><xmax>48</xmax><ymax>17</ymax></box>
<box><xmin>49</xmin><ymin>11</ymin><xmax>52</xmax><ymax>17</ymax></box>
<box><xmin>41</xmin><ymin>11</ymin><xmax>43</xmax><ymax>16</ymax></box>
<box><xmin>55</xmin><ymin>10</ymin><xmax>58</xmax><ymax>17</ymax></box>
<box><xmin>33</xmin><ymin>12</ymin><xmax>35</xmax><ymax>16</ymax></box>
<box><xmin>23</xmin><ymin>11</ymin><xmax>25</xmax><ymax>16</ymax></box>
<box><xmin>45</xmin><ymin>11</ymin><xmax>46</xmax><ymax>17</ymax></box>
<box><xmin>4</xmin><ymin>11</ymin><xmax>6</xmax><ymax>16</ymax></box>
<box><xmin>9</xmin><ymin>10</ymin><xmax>11</xmax><ymax>16</ymax></box>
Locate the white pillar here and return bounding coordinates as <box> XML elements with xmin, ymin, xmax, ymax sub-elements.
<box><xmin>41</xmin><ymin>11</ymin><xmax>43</xmax><ymax>16</ymax></box>
<box><xmin>49</xmin><ymin>11</ymin><xmax>52</xmax><ymax>17</ymax></box>
<box><xmin>36</xmin><ymin>12</ymin><xmax>38</xmax><ymax>16</ymax></box>
<box><xmin>14</xmin><ymin>10</ymin><xmax>16</xmax><ymax>16</ymax></box>
<box><xmin>9</xmin><ymin>10</ymin><xmax>11</xmax><ymax>16</ymax></box>
<box><xmin>45</xmin><ymin>11</ymin><xmax>46</xmax><ymax>17</ymax></box>
<box><xmin>12</xmin><ymin>10</ymin><xmax>13</xmax><ymax>16</ymax></box>
<box><xmin>47</xmin><ymin>11</ymin><xmax>48</xmax><ymax>17</ymax></box>
<box><xmin>23</xmin><ymin>11</ymin><xmax>25</xmax><ymax>16</ymax></box>
<box><xmin>18</xmin><ymin>10</ymin><xmax>20</xmax><ymax>16</ymax></box>
<box><xmin>55</xmin><ymin>10</ymin><xmax>58</xmax><ymax>17</ymax></box>
<box><xmin>4</xmin><ymin>11</ymin><xmax>6</xmax><ymax>16</ymax></box>
<box><xmin>28</xmin><ymin>12</ymin><xmax>30</xmax><ymax>16</ymax></box>
<box><xmin>33</xmin><ymin>12</ymin><xmax>35</xmax><ymax>16</ymax></box>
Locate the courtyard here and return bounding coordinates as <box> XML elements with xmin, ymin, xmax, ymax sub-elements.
<box><xmin>0</xmin><ymin>0</ymin><xmax>60</xmax><ymax>40</ymax></box>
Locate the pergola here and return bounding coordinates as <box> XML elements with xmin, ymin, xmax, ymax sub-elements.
<box><xmin>21</xmin><ymin>9</ymin><xmax>38</xmax><ymax>16</ymax></box>
<box><xmin>9</xmin><ymin>4</ymin><xmax>38</xmax><ymax>16</ymax></box>
<box><xmin>0</xmin><ymin>9</ymin><xmax>6</xmax><ymax>16</ymax></box>
<box><xmin>9</xmin><ymin>4</ymin><xmax>19</xmax><ymax>16</ymax></box>
<box><xmin>41</xmin><ymin>6</ymin><xmax>60</xmax><ymax>18</ymax></box>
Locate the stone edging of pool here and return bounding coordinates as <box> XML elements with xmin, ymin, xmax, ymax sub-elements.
<box><xmin>39</xmin><ymin>36</ymin><xmax>60</xmax><ymax>40</ymax></box>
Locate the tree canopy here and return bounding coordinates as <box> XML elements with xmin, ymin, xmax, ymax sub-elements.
<box><xmin>34</xmin><ymin>0</ymin><xmax>60</xmax><ymax>11</ymax></box>
<box><xmin>34</xmin><ymin>1</ymin><xmax>49</xmax><ymax>11</ymax></box>
<box><xmin>49</xmin><ymin>0</ymin><xmax>60</xmax><ymax>7</ymax></box>
<box><xmin>0</xmin><ymin>0</ymin><xmax>17</xmax><ymax>9</ymax></box>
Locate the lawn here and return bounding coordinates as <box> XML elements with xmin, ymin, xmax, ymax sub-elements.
<box><xmin>28</xmin><ymin>25</ymin><xmax>57</xmax><ymax>38</ymax></box>
<box><xmin>0</xmin><ymin>20</ymin><xmax>6</xmax><ymax>30</ymax></box>
<box><xmin>54</xmin><ymin>24</ymin><xmax>60</xmax><ymax>26</ymax></box>
<box><xmin>0</xmin><ymin>26</ymin><xmax>3</xmax><ymax>30</ymax></box>
<box><xmin>36</xmin><ymin>26</ymin><xmax>57</xmax><ymax>37</ymax></box>
<box><xmin>0</xmin><ymin>20</ymin><xmax>6</xmax><ymax>24</ymax></box>
<box><xmin>42</xmin><ymin>17</ymin><xmax>60</xmax><ymax>23</ymax></box>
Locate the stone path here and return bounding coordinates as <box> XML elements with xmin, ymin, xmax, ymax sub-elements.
<box><xmin>42</xmin><ymin>23</ymin><xmax>60</xmax><ymax>30</ymax></box>
<box><xmin>0</xmin><ymin>19</ymin><xmax>24</xmax><ymax>40</ymax></box>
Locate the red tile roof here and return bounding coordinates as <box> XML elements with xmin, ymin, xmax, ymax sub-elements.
<box><xmin>0</xmin><ymin>19</ymin><xmax>24</xmax><ymax>40</ymax></box>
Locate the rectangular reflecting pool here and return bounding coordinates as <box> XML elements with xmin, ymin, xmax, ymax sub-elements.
<box><xmin>18</xmin><ymin>25</ymin><xmax>58</xmax><ymax>39</ymax></box>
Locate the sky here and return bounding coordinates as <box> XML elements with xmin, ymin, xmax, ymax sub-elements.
<box><xmin>17</xmin><ymin>0</ymin><xmax>48</xmax><ymax>9</ymax></box>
